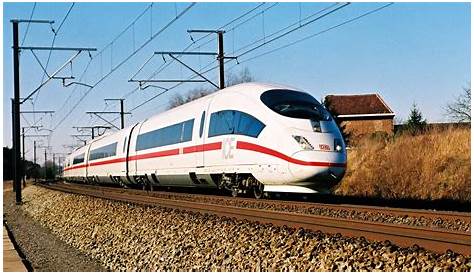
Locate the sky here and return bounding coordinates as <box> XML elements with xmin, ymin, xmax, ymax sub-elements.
<box><xmin>2</xmin><ymin>2</ymin><xmax>471</xmax><ymax>162</ymax></box>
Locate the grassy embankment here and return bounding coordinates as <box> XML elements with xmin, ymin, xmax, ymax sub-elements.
<box><xmin>334</xmin><ymin>128</ymin><xmax>471</xmax><ymax>202</ymax></box>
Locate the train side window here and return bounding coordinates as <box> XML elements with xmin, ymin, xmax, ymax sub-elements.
<box><xmin>209</xmin><ymin>110</ymin><xmax>265</xmax><ymax>138</ymax></box>
<box><xmin>208</xmin><ymin>110</ymin><xmax>235</xmax><ymax>137</ymax></box>
<box><xmin>199</xmin><ymin>111</ymin><xmax>206</xmax><ymax>138</ymax></box>
<box><xmin>235</xmin><ymin>112</ymin><xmax>266</xmax><ymax>138</ymax></box>
<box><xmin>136</xmin><ymin>119</ymin><xmax>194</xmax><ymax>151</ymax></box>
<box><xmin>182</xmin><ymin>119</ymin><xmax>194</xmax><ymax>142</ymax></box>
<box><xmin>73</xmin><ymin>153</ymin><xmax>85</xmax><ymax>164</ymax></box>
<box><xmin>89</xmin><ymin>142</ymin><xmax>118</xmax><ymax>161</ymax></box>
<box><xmin>123</xmin><ymin>136</ymin><xmax>128</xmax><ymax>153</ymax></box>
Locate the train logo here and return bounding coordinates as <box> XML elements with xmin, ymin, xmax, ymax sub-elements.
<box><xmin>222</xmin><ymin>137</ymin><xmax>236</xmax><ymax>159</ymax></box>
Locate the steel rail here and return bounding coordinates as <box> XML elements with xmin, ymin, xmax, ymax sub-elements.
<box><xmin>51</xmin><ymin>182</ymin><xmax>471</xmax><ymax>223</ymax></box>
<box><xmin>38</xmin><ymin>183</ymin><xmax>471</xmax><ymax>256</ymax></box>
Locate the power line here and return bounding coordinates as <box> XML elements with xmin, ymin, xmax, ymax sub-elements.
<box><xmin>234</xmin><ymin>3</ymin><xmax>395</xmax><ymax>67</ymax></box>
<box><xmin>231</xmin><ymin>2</ymin><xmax>340</xmax><ymax>56</ymax></box>
<box><xmin>52</xmin><ymin>3</ymin><xmax>196</xmax><ymax>131</ymax></box>
<box><xmin>124</xmin><ymin>2</ymin><xmax>268</xmax><ymax>100</ymax></box>
<box><xmin>126</xmin><ymin>2</ymin><xmax>392</xmax><ymax>115</ymax></box>
<box><xmin>34</xmin><ymin>3</ymin><xmax>75</xmax><ymax>105</ymax></box>
<box><xmin>236</xmin><ymin>2</ymin><xmax>350</xmax><ymax>58</ymax></box>
<box><xmin>51</xmin><ymin>3</ymin><xmax>154</xmax><ymax>127</ymax></box>
<box><xmin>124</xmin><ymin>4</ymin><xmax>349</xmax><ymax>113</ymax></box>
<box><xmin>21</xmin><ymin>2</ymin><xmax>36</xmax><ymax>46</ymax></box>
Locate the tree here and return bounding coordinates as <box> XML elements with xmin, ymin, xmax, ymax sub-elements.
<box><xmin>167</xmin><ymin>87</ymin><xmax>213</xmax><ymax>110</ymax></box>
<box><xmin>404</xmin><ymin>103</ymin><xmax>427</xmax><ymax>134</ymax></box>
<box><xmin>226</xmin><ymin>67</ymin><xmax>254</xmax><ymax>86</ymax></box>
<box><xmin>167</xmin><ymin>68</ymin><xmax>254</xmax><ymax>109</ymax></box>
<box><xmin>445</xmin><ymin>86</ymin><xmax>471</xmax><ymax>122</ymax></box>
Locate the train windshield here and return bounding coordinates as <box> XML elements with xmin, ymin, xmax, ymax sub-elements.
<box><xmin>260</xmin><ymin>89</ymin><xmax>331</xmax><ymax>121</ymax></box>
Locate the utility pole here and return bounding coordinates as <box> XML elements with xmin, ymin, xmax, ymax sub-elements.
<box><xmin>12</xmin><ymin>21</ymin><xmax>20</xmax><ymax>200</ymax></box>
<box><xmin>11</xmin><ymin>99</ymin><xmax>16</xmax><ymax>192</ymax></box>
<box><xmin>187</xmin><ymin>29</ymin><xmax>236</xmax><ymax>89</ymax></box>
<box><xmin>217</xmin><ymin>31</ymin><xmax>225</xmax><ymax>89</ymax></box>
<box><xmin>52</xmin><ymin>153</ymin><xmax>55</xmax><ymax>178</ymax></box>
<box><xmin>21</xmin><ymin>125</ymin><xmax>43</xmax><ymax>185</ymax></box>
<box><xmin>86</xmin><ymin>99</ymin><xmax>130</xmax><ymax>130</ymax></box>
<box><xmin>33</xmin><ymin>141</ymin><xmax>37</xmax><ymax>165</ymax></box>
<box><xmin>38</xmin><ymin>146</ymin><xmax>52</xmax><ymax>179</ymax></box>
<box><xmin>105</xmin><ymin>98</ymin><xmax>128</xmax><ymax>129</ymax></box>
<box><xmin>73</xmin><ymin>126</ymin><xmax>111</xmax><ymax>140</ymax></box>
<box><xmin>33</xmin><ymin>140</ymin><xmax>37</xmax><ymax>182</ymax></box>
<box><xmin>11</xmin><ymin>18</ymin><xmax>96</xmax><ymax>204</ymax></box>
<box><xmin>131</xmin><ymin>29</ymin><xmax>236</xmax><ymax>92</ymax></box>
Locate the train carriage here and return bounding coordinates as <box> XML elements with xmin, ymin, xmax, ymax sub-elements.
<box><xmin>63</xmin><ymin>82</ymin><xmax>347</xmax><ymax>198</ymax></box>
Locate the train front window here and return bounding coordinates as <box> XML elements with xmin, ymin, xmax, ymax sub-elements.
<box><xmin>260</xmin><ymin>89</ymin><xmax>331</xmax><ymax>121</ymax></box>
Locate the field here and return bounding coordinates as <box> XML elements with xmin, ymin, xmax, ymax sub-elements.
<box><xmin>334</xmin><ymin>128</ymin><xmax>471</xmax><ymax>202</ymax></box>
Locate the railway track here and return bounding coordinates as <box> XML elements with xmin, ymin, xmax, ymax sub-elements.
<box><xmin>38</xmin><ymin>182</ymin><xmax>471</xmax><ymax>256</ymax></box>
<box><xmin>51</xmin><ymin>181</ymin><xmax>471</xmax><ymax>225</ymax></box>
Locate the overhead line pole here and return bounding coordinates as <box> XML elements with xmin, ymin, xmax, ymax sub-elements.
<box><xmin>73</xmin><ymin>126</ymin><xmax>111</xmax><ymax>139</ymax></box>
<box><xmin>134</xmin><ymin>29</ymin><xmax>236</xmax><ymax>92</ymax></box>
<box><xmin>21</xmin><ymin>125</ymin><xmax>43</xmax><ymax>185</ymax></box>
<box><xmin>87</xmin><ymin>99</ymin><xmax>131</xmax><ymax>130</ymax></box>
<box><xmin>12</xmin><ymin>20</ymin><xmax>21</xmax><ymax>201</ymax></box>
<box><xmin>187</xmin><ymin>29</ymin><xmax>237</xmax><ymax>89</ymax></box>
<box><xmin>11</xmin><ymin>18</ymin><xmax>95</xmax><ymax>204</ymax></box>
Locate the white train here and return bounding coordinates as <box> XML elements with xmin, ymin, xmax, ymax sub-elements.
<box><xmin>63</xmin><ymin>83</ymin><xmax>347</xmax><ymax>198</ymax></box>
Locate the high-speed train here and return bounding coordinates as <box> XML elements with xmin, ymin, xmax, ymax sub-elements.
<box><xmin>63</xmin><ymin>82</ymin><xmax>347</xmax><ymax>198</ymax></box>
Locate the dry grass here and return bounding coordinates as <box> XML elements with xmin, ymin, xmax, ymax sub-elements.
<box><xmin>334</xmin><ymin>128</ymin><xmax>471</xmax><ymax>202</ymax></box>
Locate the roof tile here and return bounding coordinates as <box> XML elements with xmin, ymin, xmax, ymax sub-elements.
<box><xmin>324</xmin><ymin>94</ymin><xmax>393</xmax><ymax>115</ymax></box>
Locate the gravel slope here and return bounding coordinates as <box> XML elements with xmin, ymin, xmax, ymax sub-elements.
<box><xmin>3</xmin><ymin>190</ymin><xmax>106</xmax><ymax>272</ymax></box>
<box><xmin>18</xmin><ymin>185</ymin><xmax>470</xmax><ymax>271</ymax></box>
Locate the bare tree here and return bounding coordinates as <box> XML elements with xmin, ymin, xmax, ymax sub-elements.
<box><xmin>226</xmin><ymin>67</ymin><xmax>254</xmax><ymax>86</ymax></box>
<box><xmin>167</xmin><ymin>68</ymin><xmax>255</xmax><ymax>109</ymax></box>
<box><xmin>446</xmin><ymin>85</ymin><xmax>471</xmax><ymax>122</ymax></box>
<box><xmin>167</xmin><ymin>87</ymin><xmax>213</xmax><ymax>109</ymax></box>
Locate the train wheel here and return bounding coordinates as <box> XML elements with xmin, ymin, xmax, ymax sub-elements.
<box><xmin>253</xmin><ymin>182</ymin><xmax>264</xmax><ymax>199</ymax></box>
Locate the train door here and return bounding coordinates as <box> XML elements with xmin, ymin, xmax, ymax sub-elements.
<box><xmin>84</xmin><ymin>144</ymin><xmax>92</xmax><ymax>181</ymax></box>
<box><xmin>198</xmin><ymin>99</ymin><xmax>213</xmax><ymax>168</ymax></box>
<box><xmin>197</xmin><ymin>110</ymin><xmax>206</xmax><ymax>168</ymax></box>
<box><xmin>123</xmin><ymin>123</ymin><xmax>139</xmax><ymax>183</ymax></box>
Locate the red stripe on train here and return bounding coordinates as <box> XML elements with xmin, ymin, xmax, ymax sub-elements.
<box><xmin>236</xmin><ymin>141</ymin><xmax>347</xmax><ymax>168</ymax></box>
<box><xmin>183</xmin><ymin>142</ymin><xmax>222</xmax><ymax>153</ymax></box>
<box><xmin>128</xmin><ymin>148</ymin><xmax>180</xmax><ymax>161</ymax></box>
<box><xmin>64</xmin><ymin>141</ymin><xmax>346</xmax><ymax>171</ymax></box>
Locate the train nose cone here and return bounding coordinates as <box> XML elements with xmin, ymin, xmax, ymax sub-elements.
<box><xmin>288</xmin><ymin>150</ymin><xmax>346</xmax><ymax>183</ymax></box>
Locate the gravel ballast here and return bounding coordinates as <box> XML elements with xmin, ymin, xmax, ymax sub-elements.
<box><xmin>19</xmin><ymin>185</ymin><xmax>471</xmax><ymax>271</ymax></box>
<box><xmin>3</xmin><ymin>189</ymin><xmax>106</xmax><ymax>272</ymax></box>
<box><xmin>134</xmin><ymin>189</ymin><xmax>471</xmax><ymax>232</ymax></box>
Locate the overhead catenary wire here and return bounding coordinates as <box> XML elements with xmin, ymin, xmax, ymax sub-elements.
<box><xmin>33</xmin><ymin>2</ymin><xmax>75</xmax><ymax>106</ymax></box>
<box><xmin>233</xmin><ymin>2</ymin><xmax>395</xmax><ymax>67</ymax></box>
<box><xmin>126</xmin><ymin>2</ymin><xmax>268</xmax><ymax>95</ymax></box>
<box><xmin>126</xmin><ymin>2</ymin><xmax>393</xmax><ymax>115</ymax></box>
<box><xmin>52</xmin><ymin>3</ymin><xmax>155</xmax><ymax>127</ymax></box>
<box><xmin>236</xmin><ymin>2</ymin><xmax>350</xmax><ymax>58</ymax></box>
<box><xmin>125</xmin><ymin>3</ymin><xmax>350</xmax><ymax>112</ymax></box>
<box><xmin>21</xmin><ymin>2</ymin><xmax>37</xmax><ymax>46</ymax></box>
<box><xmin>231</xmin><ymin>2</ymin><xmax>340</xmax><ymax>56</ymax></box>
<box><xmin>128</xmin><ymin>2</ymin><xmax>344</xmax><ymax>103</ymax></box>
<box><xmin>52</xmin><ymin>3</ymin><xmax>196</xmax><ymax>131</ymax></box>
<box><xmin>119</xmin><ymin>2</ymin><xmax>269</xmax><ymax>101</ymax></box>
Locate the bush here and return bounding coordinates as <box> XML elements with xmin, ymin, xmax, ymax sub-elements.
<box><xmin>334</xmin><ymin>128</ymin><xmax>471</xmax><ymax>202</ymax></box>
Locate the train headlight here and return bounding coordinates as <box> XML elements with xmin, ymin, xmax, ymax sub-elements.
<box><xmin>334</xmin><ymin>138</ymin><xmax>343</xmax><ymax>152</ymax></box>
<box><xmin>293</xmin><ymin>135</ymin><xmax>314</xmax><ymax>150</ymax></box>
